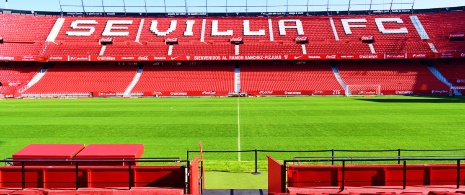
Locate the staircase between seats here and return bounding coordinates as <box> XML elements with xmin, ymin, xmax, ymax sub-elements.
<box><xmin>427</xmin><ymin>65</ymin><xmax>462</xmax><ymax>96</ymax></box>
<box><xmin>123</xmin><ymin>67</ymin><xmax>144</xmax><ymax>97</ymax></box>
<box><xmin>19</xmin><ymin>68</ymin><xmax>48</xmax><ymax>94</ymax></box>
<box><xmin>331</xmin><ymin>65</ymin><xmax>348</xmax><ymax>94</ymax></box>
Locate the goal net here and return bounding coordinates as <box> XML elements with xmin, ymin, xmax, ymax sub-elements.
<box><xmin>345</xmin><ymin>84</ymin><xmax>381</xmax><ymax>96</ymax></box>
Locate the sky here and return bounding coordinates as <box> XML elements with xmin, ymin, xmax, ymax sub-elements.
<box><xmin>1</xmin><ymin>0</ymin><xmax>465</xmax><ymax>13</ymax></box>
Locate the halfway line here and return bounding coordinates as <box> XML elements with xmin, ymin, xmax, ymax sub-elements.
<box><xmin>237</xmin><ymin>97</ymin><xmax>241</xmax><ymax>161</ymax></box>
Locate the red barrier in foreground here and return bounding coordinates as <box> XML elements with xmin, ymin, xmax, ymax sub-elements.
<box><xmin>268</xmin><ymin>155</ymin><xmax>465</xmax><ymax>193</ymax></box>
<box><xmin>286</xmin><ymin>164</ymin><xmax>465</xmax><ymax>188</ymax></box>
<box><xmin>75</xmin><ymin>144</ymin><xmax>144</xmax><ymax>166</ymax></box>
<box><xmin>0</xmin><ymin>165</ymin><xmax>186</xmax><ymax>189</ymax></box>
<box><xmin>12</xmin><ymin>144</ymin><xmax>85</xmax><ymax>166</ymax></box>
<box><xmin>268</xmin><ymin>155</ymin><xmax>285</xmax><ymax>194</ymax></box>
<box><xmin>190</xmin><ymin>157</ymin><xmax>200</xmax><ymax>195</ymax></box>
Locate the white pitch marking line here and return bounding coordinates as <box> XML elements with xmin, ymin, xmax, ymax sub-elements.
<box><xmin>237</xmin><ymin>97</ymin><xmax>241</xmax><ymax>161</ymax></box>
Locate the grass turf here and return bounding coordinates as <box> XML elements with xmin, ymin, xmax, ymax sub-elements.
<box><xmin>1</xmin><ymin>96</ymin><xmax>465</xmax><ymax>175</ymax></box>
<box><xmin>205</xmin><ymin>171</ymin><xmax>268</xmax><ymax>189</ymax></box>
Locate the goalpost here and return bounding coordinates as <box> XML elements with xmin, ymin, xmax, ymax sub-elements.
<box><xmin>345</xmin><ymin>84</ymin><xmax>381</xmax><ymax>96</ymax></box>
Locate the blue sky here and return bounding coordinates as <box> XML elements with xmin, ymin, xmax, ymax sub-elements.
<box><xmin>2</xmin><ymin>0</ymin><xmax>465</xmax><ymax>13</ymax></box>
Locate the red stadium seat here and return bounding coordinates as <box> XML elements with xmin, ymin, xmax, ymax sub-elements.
<box><xmin>337</xmin><ymin>61</ymin><xmax>449</xmax><ymax>93</ymax></box>
<box><xmin>240</xmin><ymin>62</ymin><xmax>343</xmax><ymax>92</ymax></box>
<box><xmin>132</xmin><ymin>63</ymin><xmax>235</xmax><ymax>93</ymax></box>
<box><xmin>0</xmin><ymin>63</ymin><xmax>42</xmax><ymax>95</ymax></box>
<box><xmin>23</xmin><ymin>63</ymin><xmax>137</xmax><ymax>94</ymax></box>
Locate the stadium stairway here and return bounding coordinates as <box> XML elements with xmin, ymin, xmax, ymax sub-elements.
<box><xmin>100</xmin><ymin>45</ymin><xmax>107</xmax><ymax>55</ymax></box>
<box><xmin>18</xmin><ymin>67</ymin><xmax>48</xmax><ymax>93</ymax></box>
<box><xmin>428</xmin><ymin>42</ymin><xmax>439</xmax><ymax>53</ymax></box>
<box><xmin>234</xmin><ymin>67</ymin><xmax>240</xmax><ymax>93</ymax></box>
<box><xmin>123</xmin><ymin>66</ymin><xmax>143</xmax><ymax>97</ymax></box>
<box><xmin>410</xmin><ymin>15</ymin><xmax>431</xmax><ymax>40</ymax></box>
<box><xmin>427</xmin><ymin>65</ymin><xmax>462</xmax><ymax>96</ymax></box>
<box><xmin>331</xmin><ymin>65</ymin><xmax>348</xmax><ymax>93</ymax></box>
<box><xmin>301</xmin><ymin>44</ymin><xmax>307</xmax><ymax>54</ymax></box>
<box><xmin>368</xmin><ymin>43</ymin><xmax>376</xmax><ymax>54</ymax></box>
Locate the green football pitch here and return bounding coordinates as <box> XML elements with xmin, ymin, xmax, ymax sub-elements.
<box><xmin>1</xmin><ymin>96</ymin><xmax>465</xmax><ymax>175</ymax></box>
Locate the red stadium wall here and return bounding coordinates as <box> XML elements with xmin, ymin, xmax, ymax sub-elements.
<box><xmin>190</xmin><ymin>157</ymin><xmax>200</xmax><ymax>195</ymax></box>
<box><xmin>280</xmin><ymin>164</ymin><xmax>465</xmax><ymax>189</ymax></box>
<box><xmin>268</xmin><ymin>154</ymin><xmax>465</xmax><ymax>193</ymax></box>
<box><xmin>0</xmin><ymin>165</ymin><xmax>186</xmax><ymax>189</ymax></box>
<box><xmin>268</xmin><ymin>155</ymin><xmax>285</xmax><ymax>194</ymax></box>
<box><xmin>1</xmin><ymin>144</ymin><xmax>198</xmax><ymax>194</ymax></box>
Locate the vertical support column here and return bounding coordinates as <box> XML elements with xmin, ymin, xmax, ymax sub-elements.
<box><xmin>200</xmin><ymin>159</ymin><xmax>204</xmax><ymax>194</ymax></box>
<box><xmin>252</xmin><ymin>149</ymin><xmax>260</xmax><ymax>175</ymax></box>
<box><xmin>457</xmin><ymin>160</ymin><xmax>461</xmax><ymax>189</ymax></box>
<box><xmin>101</xmin><ymin>0</ymin><xmax>106</xmax><ymax>14</ymax></box>
<box><xmin>331</xmin><ymin>149</ymin><xmax>335</xmax><ymax>165</ymax></box>
<box><xmin>398</xmin><ymin>149</ymin><xmax>401</xmax><ymax>164</ymax></box>
<box><xmin>340</xmin><ymin>160</ymin><xmax>345</xmax><ymax>191</ymax></box>
<box><xmin>281</xmin><ymin>162</ymin><xmax>287</xmax><ymax>193</ymax></box>
<box><xmin>75</xmin><ymin>162</ymin><xmax>79</xmax><ymax>190</ymax></box>
<box><xmin>186</xmin><ymin>162</ymin><xmax>190</xmax><ymax>195</ymax></box>
<box><xmin>403</xmin><ymin>160</ymin><xmax>407</xmax><ymax>189</ymax></box>
<box><xmin>80</xmin><ymin>0</ymin><xmax>86</xmax><ymax>13</ymax></box>
<box><xmin>128</xmin><ymin>162</ymin><xmax>133</xmax><ymax>189</ymax></box>
<box><xmin>21</xmin><ymin>162</ymin><xmax>25</xmax><ymax>189</ymax></box>
<box><xmin>122</xmin><ymin>0</ymin><xmax>126</xmax><ymax>14</ymax></box>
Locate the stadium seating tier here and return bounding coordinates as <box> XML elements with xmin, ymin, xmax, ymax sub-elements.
<box><xmin>132</xmin><ymin>63</ymin><xmax>235</xmax><ymax>93</ymax></box>
<box><xmin>1</xmin><ymin>12</ymin><xmax>465</xmax><ymax>55</ymax></box>
<box><xmin>337</xmin><ymin>61</ymin><xmax>449</xmax><ymax>91</ymax></box>
<box><xmin>23</xmin><ymin>63</ymin><xmax>137</xmax><ymax>94</ymax></box>
<box><xmin>240</xmin><ymin>62</ymin><xmax>343</xmax><ymax>92</ymax></box>
<box><xmin>0</xmin><ymin>63</ymin><xmax>42</xmax><ymax>95</ymax></box>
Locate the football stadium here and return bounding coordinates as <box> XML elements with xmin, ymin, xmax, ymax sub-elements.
<box><xmin>1</xmin><ymin>0</ymin><xmax>465</xmax><ymax>194</ymax></box>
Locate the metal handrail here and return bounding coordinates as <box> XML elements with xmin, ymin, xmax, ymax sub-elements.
<box><xmin>187</xmin><ymin>148</ymin><xmax>465</xmax><ymax>173</ymax></box>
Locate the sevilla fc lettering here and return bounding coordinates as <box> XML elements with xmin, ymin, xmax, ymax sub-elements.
<box><xmin>46</xmin><ymin>17</ymin><xmax>413</xmax><ymax>42</ymax></box>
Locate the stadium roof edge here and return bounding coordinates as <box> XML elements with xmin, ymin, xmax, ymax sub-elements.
<box><xmin>1</xmin><ymin>6</ymin><xmax>464</xmax><ymax>17</ymax></box>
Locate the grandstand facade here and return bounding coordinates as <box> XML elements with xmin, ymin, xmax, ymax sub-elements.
<box><xmin>1</xmin><ymin>5</ymin><xmax>465</xmax><ymax>98</ymax></box>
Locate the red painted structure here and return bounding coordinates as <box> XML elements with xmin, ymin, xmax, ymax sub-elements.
<box><xmin>0</xmin><ymin>145</ymin><xmax>200</xmax><ymax>194</ymax></box>
<box><xmin>0</xmin><ymin>165</ymin><xmax>185</xmax><ymax>189</ymax></box>
<box><xmin>268</xmin><ymin>155</ymin><xmax>285</xmax><ymax>193</ymax></box>
<box><xmin>268</xmin><ymin>156</ymin><xmax>465</xmax><ymax>194</ymax></box>
<box><xmin>190</xmin><ymin>157</ymin><xmax>200</xmax><ymax>195</ymax></box>
<box><xmin>75</xmin><ymin>144</ymin><xmax>144</xmax><ymax>166</ymax></box>
<box><xmin>12</xmin><ymin>144</ymin><xmax>85</xmax><ymax>166</ymax></box>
